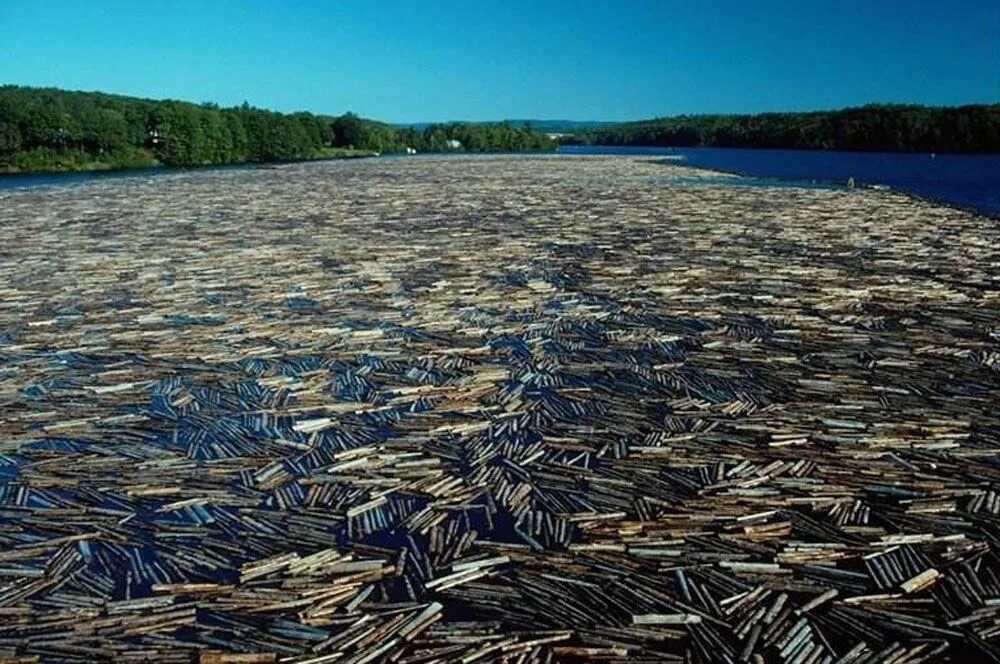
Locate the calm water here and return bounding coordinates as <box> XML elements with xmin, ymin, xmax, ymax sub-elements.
<box><xmin>0</xmin><ymin>163</ymin><xmax>256</xmax><ymax>191</ymax></box>
<box><xmin>560</xmin><ymin>145</ymin><xmax>1000</xmax><ymax>217</ymax></box>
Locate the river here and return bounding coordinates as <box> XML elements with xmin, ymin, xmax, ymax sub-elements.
<box><xmin>560</xmin><ymin>145</ymin><xmax>1000</xmax><ymax>216</ymax></box>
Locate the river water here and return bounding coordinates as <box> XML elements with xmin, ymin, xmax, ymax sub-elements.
<box><xmin>560</xmin><ymin>145</ymin><xmax>1000</xmax><ymax>216</ymax></box>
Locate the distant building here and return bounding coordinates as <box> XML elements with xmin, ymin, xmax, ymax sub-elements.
<box><xmin>405</xmin><ymin>147</ymin><xmax>417</xmax><ymax>155</ymax></box>
<box><xmin>445</xmin><ymin>139</ymin><xmax>462</xmax><ymax>150</ymax></box>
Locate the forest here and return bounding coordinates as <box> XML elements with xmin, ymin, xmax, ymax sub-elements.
<box><xmin>5</xmin><ymin>87</ymin><xmax>997</xmax><ymax>174</ymax></box>
<box><xmin>0</xmin><ymin>86</ymin><xmax>555</xmax><ymax>173</ymax></box>
<box><xmin>569</xmin><ymin>104</ymin><xmax>1000</xmax><ymax>153</ymax></box>
<box><xmin>332</xmin><ymin>113</ymin><xmax>554</xmax><ymax>154</ymax></box>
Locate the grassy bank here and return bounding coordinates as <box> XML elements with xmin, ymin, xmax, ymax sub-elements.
<box><xmin>0</xmin><ymin>147</ymin><xmax>157</xmax><ymax>174</ymax></box>
<box><xmin>0</xmin><ymin>146</ymin><xmax>376</xmax><ymax>175</ymax></box>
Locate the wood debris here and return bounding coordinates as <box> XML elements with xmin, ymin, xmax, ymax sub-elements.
<box><xmin>0</xmin><ymin>155</ymin><xmax>999</xmax><ymax>661</ymax></box>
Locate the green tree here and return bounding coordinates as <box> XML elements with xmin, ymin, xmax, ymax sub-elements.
<box><xmin>331</xmin><ymin>112</ymin><xmax>365</xmax><ymax>148</ymax></box>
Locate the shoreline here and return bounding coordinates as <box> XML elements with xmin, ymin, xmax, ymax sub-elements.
<box><xmin>3</xmin><ymin>148</ymin><xmax>996</xmax><ymax>221</ymax></box>
<box><xmin>0</xmin><ymin>149</ymin><xmax>378</xmax><ymax>178</ymax></box>
<box><xmin>0</xmin><ymin>149</ymin><xmax>559</xmax><ymax>188</ymax></box>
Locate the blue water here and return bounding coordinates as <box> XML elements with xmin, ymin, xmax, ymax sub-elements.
<box><xmin>0</xmin><ymin>162</ymin><xmax>265</xmax><ymax>191</ymax></box>
<box><xmin>644</xmin><ymin>174</ymin><xmax>842</xmax><ymax>191</ymax></box>
<box><xmin>560</xmin><ymin>145</ymin><xmax>1000</xmax><ymax>217</ymax></box>
<box><xmin>0</xmin><ymin>167</ymin><xmax>166</xmax><ymax>190</ymax></box>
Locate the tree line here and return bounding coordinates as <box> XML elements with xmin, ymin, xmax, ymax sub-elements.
<box><xmin>568</xmin><ymin>104</ymin><xmax>1000</xmax><ymax>153</ymax></box>
<box><xmin>331</xmin><ymin>113</ymin><xmax>554</xmax><ymax>153</ymax></box>
<box><xmin>0</xmin><ymin>86</ymin><xmax>554</xmax><ymax>173</ymax></box>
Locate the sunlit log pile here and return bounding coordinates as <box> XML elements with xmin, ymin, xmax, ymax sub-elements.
<box><xmin>0</xmin><ymin>155</ymin><xmax>999</xmax><ymax>663</ymax></box>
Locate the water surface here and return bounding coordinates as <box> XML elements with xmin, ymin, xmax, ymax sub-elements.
<box><xmin>561</xmin><ymin>145</ymin><xmax>1000</xmax><ymax>216</ymax></box>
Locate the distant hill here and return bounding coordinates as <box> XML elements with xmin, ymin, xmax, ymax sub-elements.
<box><xmin>505</xmin><ymin>120</ymin><xmax>622</xmax><ymax>133</ymax></box>
<box><xmin>399</xmin><ymin>120</ymin><xmax>621</xmax><ymax>133</ymax></box>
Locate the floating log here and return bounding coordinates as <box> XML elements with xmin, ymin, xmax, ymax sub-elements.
<box><xmin>0</xmin><ymin>155</ymin><xmax>998</xmax><ymax>661</ymax></box>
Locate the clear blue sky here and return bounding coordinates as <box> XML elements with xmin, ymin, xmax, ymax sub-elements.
<box><xmin>1</xmin><ymin>0</ymin><xmax>996</xmax><ymax>122</ymax></box>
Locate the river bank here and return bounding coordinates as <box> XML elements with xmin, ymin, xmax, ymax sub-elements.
<box><xmin>0</xmin><ymin>146</ymin><xmax>376</xmax><ymax>179</ymax></box>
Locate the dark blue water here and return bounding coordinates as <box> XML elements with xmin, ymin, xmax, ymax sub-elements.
<box><xmin>0</xmin><ymin>163</ymin><xmax>258</xmax><ymax>190</ymax></box>
<box><xmin>0</xmin><ymin>167</ymin><xmax>174</xmax><ymax>189</ymax></box>
<box><xmin>560</xmin><ymin>145</ymin><xmax>1000</xmax><ymax>217</ymax></box>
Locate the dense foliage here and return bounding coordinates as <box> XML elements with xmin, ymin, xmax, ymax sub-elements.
<box><xmin>334</xmin><ymin>113</ymin><xmax>555</xmax><ymax>153</ymax></box>
<box><xmin>0</xmin><ymin>87</ymin><xmax>338</xmax><ymax>171</ymax></box>
<box><xmin>571</xmin><ymin>104</ymin><xmax>1000</xmax><ymax>153</ymax></box>
<box><xmin>0</xmin><ymin>86</ymin><xmax>555</xmax><ymax>173</ymax></box>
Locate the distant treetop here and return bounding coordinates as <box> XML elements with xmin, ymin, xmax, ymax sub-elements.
<box><xmin>568</xmin><ymin>104</ymin><xmax>1000</xmax><ymax>153</ymax></box>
